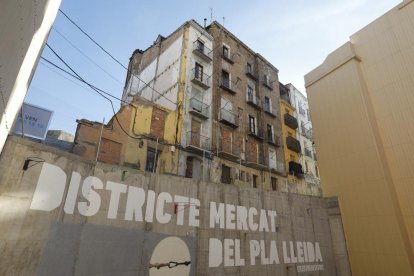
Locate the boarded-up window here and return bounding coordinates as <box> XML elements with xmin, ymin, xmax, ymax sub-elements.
<box><xmin>150</xmin><ymin>107</ymin><xmax>167</xmax><ymax>138</ymax></box>
<box><xmin>98</xmin><ymin>138</ymin><xmax>121</xmax><ymax>165</ymax></box>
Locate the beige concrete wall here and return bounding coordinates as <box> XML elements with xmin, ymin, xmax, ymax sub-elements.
<box><xmin>305</xmin><ymin>1</ymin><xmax>414</xmax><ymax>275</ymax></box>
<box><xmin>0</xmin><ymin>136</ymin><xmax>346</xmax><ymax>275</ymax></box>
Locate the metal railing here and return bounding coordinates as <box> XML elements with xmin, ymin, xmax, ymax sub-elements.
<box><xmin>186</xmin><ymin>131</ymin><xmax>211</xmax><ymax>151</ymax></box>
<box><xmin>218</xmin><ymin>136</ymin><xmax>241</xmax><ymax>157</ymax></box>
<box><xmin>286</xmin><ymin>136</ymin><xmax>301</xmax><ymax>153</ymax></box>
<box><xmin>304</xmin><ymin>148</ymin><xmax>313</xmax><ymax>158</ymax></box>
<box><xmin>246</xmin><ymin>92</ymin><xmax>261</xmax><ymax>107</ymax></box>
<box><xmin>245</xmin><ymin>65</ymin><xmax>258</xmax><ymax>80</ymax></box>
<box><xmin>189</xmin><ymin>97</ymin><xmax>209</xmax><ymax>118</ymax></box>
<box><xmin>284</xmin><ymin>113</ymin><xmax>298</xmax><ymax>129</ymax></box>
<box><xmin>219</xmin><ymin>108</ymin><xmax>239</xmax><ymax>127</ymax></box>
<box><xmin>263</xmin><ymin>102</ymin><xmax>276</xmax><ymax>116</ymax></box>
<box><xmin>263</xmin><ymin>78</ymin><xmax>273</xmax><ymax>89</ymax></box>
<box><xmin>220</xmin><ymin>78</ymin><xmax>237</xmax><ymax>94</ymax></box>
<box><xmin>192</xmin><ymin>41</ymin><xmax>212</xmax><ymax>60</ymax></box>
<box><xmin>267</xmin><ymin>134</ymin><xmax>280</xmax><ymax>146</ymax></box>
<box><xmin>191</xmin><ymin>68</ymin><xmax>211</xmax><ymax>88</ymax></box>
<box><xmin>248</xmin><ymin>126</ymin><xmax>264</xmax><ymax>140</ymax></box>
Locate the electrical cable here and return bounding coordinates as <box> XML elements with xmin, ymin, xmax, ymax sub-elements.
<box><xmin>58</xmin><ymin>9</ymin><xmax>177</xmax><ymax>106</ymax></box>
<box><xmin>52</xmin><ymin>27</ymin><xmax>124</xmax><ymax>85</ymax></box>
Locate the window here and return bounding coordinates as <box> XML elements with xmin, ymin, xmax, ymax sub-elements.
<box><xmin>249</xmin><ymin>115</ymin><xmax>256</xmax><ymax>134</ymax></box>
<box><xmin>145</xmin><ymin>148</ymin><xmax>159</xmax><ymax>172</ymax></box>
<box><xmin>264</xmin><ymin>96</ymin><xmax>271</xmax><ymax>111</ymax></box>
<box><xmin>196</xmin><ymin>40</ymin><xmax>204</xmax><ymax>52</ymax></box>
<box><xmin>264</xmin><ymin>74</ymin><xmax>269</xmax><ymax>85</ymax></box>
<box><xmin>222</xmin><ymin>70</ymin><xmax>230</xmax><ymax>88</ymax></box>
<box><xmin>222</xmin><ymin>45</ymin><xmax>229</xmax><ymax>58</ymax></box>
<box><xmin>240</xmin><ymin>171</ymin><xmax>245</xmax><ymax>181</ymax></box>
<box><xmin>271</xmin><ymin>177</ymin><xmax>277</xmax><ymax>191</ymax></box>
<box><xmin>185</xmin><ymin>156</ymin><xmax>194</xmax><ymax>178</ymax></box>
<box><xmin>269</xmin><ymin>148</ymin><xmax>276</xmax><ymax>169</ymax></box>
<box><xmin>246</xmin><ymin>63</ymin><xmax>253</xmax><ymax>73</ymax></box>
<box><xmin>221</xmin><ymin>165</ymin><xmax>231</xmax><ymax>184</ymax></box>
<box><xmin>195</xmin><ymin>62</ymin><xmax>203</xmax><ymax>81</ymax></box>
<box><xmin>267</xmin><ymin>124</ymin><xmax>274</xmax><ymax>142</ymax></box>
<box><xmin>252</xmin><ymin>175</ymin><xmax>258</xmax><ymax>188</ymax></box>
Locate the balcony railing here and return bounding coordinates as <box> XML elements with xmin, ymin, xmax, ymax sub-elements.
<box><xmin>284</xmin><ymin>113</ymin><xmax>298</xmax><ymax>129</ymax></box>
<box><xmin>268</xmin><ymin>159</ymin><xmax>285</xmax><ymax>175</ymax></box>
<box><xmin>218</xmin><ymin>137</ymin><xmax>241</xmax><ymax>160</ymax></box>
<box><xmin>192</xmin><ymin>41</ymin><xmax>212</xmax><ymax>62</ymax></box>
<box><xmin>220</xmin><ymin>78</ymin><xmax>237</xmax><ymax>94</ymax></box>
<box><xmin>280</xmin><ymin>93</ymin><xmax>291</xmax><ymax>104</ymax></box>
<box><xmin>248</xmin><ymin>127</ymin><xmax>264</xmax><ymax>140</ymax></box>
<box><xmin>263</xmin><ymin>79</ymin><xmax>273</xmax><ymax>90</ymax></box>
<box><xmin>299</xmin><ymin>106</ymin><xmax>306</xmax><ymax>116</ymax></box>
<box><xmin>245</xmin><ymin>66</ymin><xmax>258</xmax><ymax>80</ymax></box>
<box><xmin>186</xmin><ymin>131</ymin><xmax>211</xmax><ymax>151</ymax></box>
<box><xmin>263</xmin><ymin>102</ymin><xmax>277</xmax><ymax>117</ymax></box>
<box><xmin>267</xmin><ymin>134</ymin><xmax>280</xmax><ymax>147</ymax></box>
<box><xmin>288</xmin><ymin>161</ymin><xmax>304</xmax><ymax>177</ymax></box>
<box><xmin>301</xmin><ymin>125</ymin><xmax>313</xmax><ymax>140</ymax></box>
<box><xmin>219</xmin><ymin>108</ymin><xmax>239</xmax><ymax>128</ymax></box>
<box><xmin>222</xmin><ymin>52</ymin><xmax>234</xmax><ymax>64</ymax></box>
<box><xmin>304</xmin><ymin>148</ymin><xmax>313</xmax><ymax>158</ymax></box>
<box><xmin>191</xmin><ymin>68</ymin><xmax>211</xmax><ymax>89</ymax></box>
<box><xmin>286</xmin><ymin>136</ymin><xmax>301</xmax><ymax>153</ymax></box>
<box><xmin>189</xmin><ymin>97</ymin><xmax>209</xmax><ymax>119</ymax></box>
<box><xmin>246</xmin><ymin>93</ymin><xmax>261</xmax><ymax>109</ymax></box>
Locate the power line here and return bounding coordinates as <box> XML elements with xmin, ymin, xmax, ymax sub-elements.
<box><xmin>52</xmin><ymin>27</ymin><xmax>124</xmax><ymax>86</ymax></box>
<box><xmin>58</xmin><ymin>9</ymin><xmax>177</xmax><ymax>106</ymax></box>
<box><xmin>44</xmin><ymin>43</ymin><xmax>142</xmax><ymax>140</ymax></box>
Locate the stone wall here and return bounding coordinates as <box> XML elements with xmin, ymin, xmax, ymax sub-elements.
<box><xmin>0</xmin><ymin>137</ymin><xmax>348</xmax><ymax>275</ymax></box>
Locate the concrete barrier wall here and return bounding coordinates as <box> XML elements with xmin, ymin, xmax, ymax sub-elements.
<box><xmin>0</xmin><ymin>137</ymin><xmax>340</xmax><ymax>275</ymax></box>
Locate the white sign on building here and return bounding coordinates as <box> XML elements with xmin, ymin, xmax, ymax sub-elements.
<box><xmin>13</xmin><ymin>102</ymin><xmax>53</xmax><ymax>140</ymax></box>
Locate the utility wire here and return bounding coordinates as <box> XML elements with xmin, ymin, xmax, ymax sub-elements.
<box><xmin>44</xmin><ymin>43</ymin><xmax>142</xmax><ymax>140</ymax></box>
<box><xmin>58</xmin><ymin>9</ymin><xmax>177</xmax><ymax>106</ymax></box>
<box><xmin>52</xmin><ymin>27</ymin><xmax>124</xmax><ymax>85</ymax></box>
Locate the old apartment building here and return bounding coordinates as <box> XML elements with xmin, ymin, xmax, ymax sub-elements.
<box><xmin>206</xmin><ymin>22</ymin><xmax>285</xmax><ymax>190</ymax></box>
<box><xmin>73</xmin><ymin>19</ymin><xmax>321</xmax><ymax>195</ymax></box>
<box><xmin>286</xmin><ymin>83</ymin><xmax>321</xmax><ymax>195</ymax></box>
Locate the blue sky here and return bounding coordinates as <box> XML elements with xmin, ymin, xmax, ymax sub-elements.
<box><xmin>26</xmin><ymin>0</ymin><xmax>401</xmax><ymax>135</ymax></box>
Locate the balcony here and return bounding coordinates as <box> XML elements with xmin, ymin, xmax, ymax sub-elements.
<box><xmin>301</xmin><ymin>125</ymin><xmax>313</xmax><ymax>140</ymax></box>
<box><xmin>192</xmin><ymin>41</ymin><xmax>212</xmax><ymax>62</ymax></box>
<box><xmin>288</xmin><ymin>161</ymin><xmax>304</xmax><ymax>177</ymax></box>
<box><xmin>222</xmin><ymin>52</ymin><xmax>234</xmax><ymax>64</ymax></box>
<box><xmin>284</xmin><ymin>113</ymin><xmax>298</xmax><ymax>129</ymax></box>
<box><xmin>246</xmin><ymin>93</ymin><xmax>261</xmax><ymax>109</ymax></box>
<box><xmin>245</xmin><ymin>153</ymin><xmax>267</xmax><ymax>170</ymax></box>
<box><xmin>189</xmin><ymin>97</ymin><xmax>209</xmax><ymax>120</ymax></box>
<box><xmin>248</xmin><ymin>127</ymin><xmax>264</xmax><ymax>141</ymax></box>
<box><xmin>286</xmin><ymin>136</ymin><xmax>301</xmax><ymax>153</ymax></box>
<box><xmin>304</xmin><ymin>148</ymin><xmax>313</xmax><ymax>158</ymax></box>
<box><xmin>220</xmin><ymin>78</ymin><xmax>237</xmax><ymax>95</ymax></box>
<box><xmin>219</xmin><ymin>108</ymin><xmax>239</xmax><ymax>128</ymax></box>
<box><xmin>218</xmin><ymin>137</ymin><xmax>241</xmax><ymax>161</ymax></box>
<box><xmin>267</xmin><ymin>134</ymin><xmax>280</xmax><ymax>147</ymax></box>
<box><xmin>268</xmin><ymin>159</ymin><xmax>286</xmax><ymax>175</ymax></box>
<box><xmin>185</xmin><ymin>131</ymin><xmax>211</xmax><ymax>154</ymax></box>
<box><xmin>191</xmin><ymin>68</ymin><xmax>211</xmax><ymax>89</ymax></box>
<box><xmin>263</xmin><ymin>102</ymin><xmax>277</xmax><ymax>117</ymax></box>
<box><xmin>245</xmin><ymin>66</ymin><xmax>258</xmax><ymax>81</ymax></box>
<box><xmin>262</xmin><ymin>79</ymin><xmax>273</xmax><ymax>90</ymax></box>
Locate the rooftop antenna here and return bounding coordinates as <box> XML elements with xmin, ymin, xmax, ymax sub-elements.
<box><xmin>223</xmin><ymin>17</ymin><xmax>225</xmax><ymax>27</ymax></box>
<box><xmin>210</xmin><ymin>8</ymin><xmax>213</xmax><ymax>23</ymax></box>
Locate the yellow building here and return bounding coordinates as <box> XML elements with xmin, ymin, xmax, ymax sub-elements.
<box><xmin>279</xmin><ymin>83</ymin><xmax>305</xmax><ymax>192</ymax></box>
<box><xmin>305</xmin><ymin>1</ymin><xmax>414</xmax><ymax>275</ymax></box>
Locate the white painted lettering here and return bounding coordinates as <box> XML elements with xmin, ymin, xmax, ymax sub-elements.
<box><xmin>250</xmin><ymin>240</ymin><xmax>260</xmax><ymax>265</ymax></box>
<box><xmin>124</xmin><ymin>186</ymin><xmax>145</xmax><ymax>221</ymax></box>
<box><xmin>224</xmin><ymin>239</ymin><xmax>234</xmax><ymax>267</ymax></box>
<box><xmin>145</xmin><ymin>190</ymin><xmax>156</xmax><ymax>222</ymax></box>
<box><xmin>63</xmin><ymin>172</ymin><xmax>81</xmax><ymax>214</ymax></box>
<box><xmin>209</xmin><ymin>238</ymin><xmax>222</xmax><ymax>267</ymax></box>
<box><xmin>106</xmin><ymin>181</ymin><xmax>127</xmax><ymax>219</ymax></box>
<box><xmin>226</xmin><ymin>204</ymin><xmax>236</xmax><ymax>230</ymax></box>
<box><xmin>156</xmin><ymin>192</ymin><xmax>172</xmax><ymax>224</ymax></box>
<box><xmin>210</xmin><ymin>202</ymin><xmax>225</xmax><ymax>229</ymax></box>
<box><xmin>188</xmin><ymin>198</ymin><xmax>200</xmax><ymax>227</ymax></box>
<box><xmin>78</xmin><ymin>176</ymin><xmax>102</xmax><ymax>216</ymax></box>
<box><xmin>30</xmin><ymin>163</ymin><xmax>66</xmax><ymax>211</ymax></box>
<box><xmin>248</xmin><ymin>207</ymin><xmax>258</xmax><ymax>231</ymax></box>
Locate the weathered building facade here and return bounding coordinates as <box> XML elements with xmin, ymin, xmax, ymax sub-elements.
<box><xmin>286</xmin><ymin>84</ymin><xmax>321</xmax><ymax>195</ymax></box>
<box><xmin>206</xmin><ymin>22</ymin><xmax>286</xmax><ymax>191</ymax></box>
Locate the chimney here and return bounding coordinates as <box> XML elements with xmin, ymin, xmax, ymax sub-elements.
<box><xmin>204</xmin><ymin>18</ymin><xmax>207</xmax><ymax>28</ymax></box>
